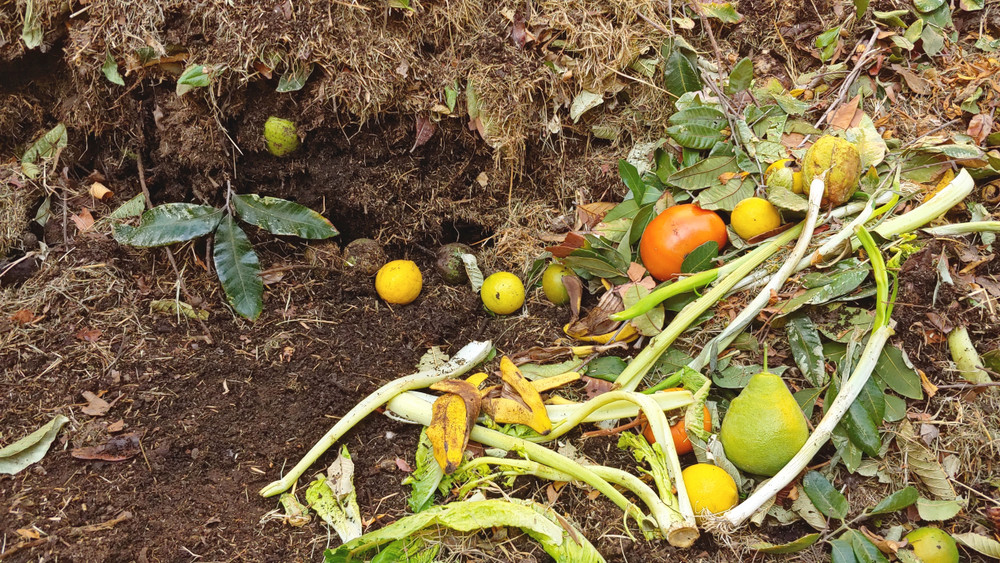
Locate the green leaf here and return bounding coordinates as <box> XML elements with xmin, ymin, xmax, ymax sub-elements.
<box><xmin>306</xmin><ymin>446</ymin><xmax>363</xmax><ymax>543</ymax></box>
<box><xmin>371</xmin><ymin>537</ymin><xmax>439</xmax><ymax>563</ymax></box>
<box><xmin>916</xmin><ymin>497</ymin><xmax>964</xmax><ymax>521</ymax></box>
<box><xmin>786</xmin><ymin>315</ymin><xmax>828</xmax><ymax>386</ymax></box>
<box><xmin>663</xmin><ymin>47</ymin><xmax>702</xmax><ymax>99</ymax></box>
<box><xmin>21</xmin><ymin>123</ymin><xmax>68</xmax><ymax>179</ymax></box>
<box><xmin>0</xmin><ymin>415</ymin><xmax>68</xmax><ymax>475</ymax></box>
<box><xmin>404</xmin><ymin>430</ymin><xmax>446</xmax><ymax>512</ymax></box>
<box><xmin>767</xmin><ymin>185</ymin><xmax>809</xmax><ymax>213</ymax></box>
<box><xmin>883</xmin><ymin>394</ymin><xmax>907</xmax><ymax>422</ymax></box>
<box><xmin>920</xmin><ymin>25</ymin><xmax>945</xmax><ymax>57</ymax></box>
<box><xmin>874</xmin><ymin>346</ymin><xmax>922</xmax><ymax>399</ymax></box>
<box><xmin>954</xmin><ymin>533</ymin><xmax>1000</xmax><ymax>558</ymax></box>
<box><xmin>914</xmin><ymin>0</ymin><xmax>945</xmax><ymax>12</ymax></box>
<box><xmin>752</xmin><ymin>533</ymin><xmax>820</xmax><ymax>554</ymax></box>
<box><xmin>108</xmin><ymin>193</ymin><xmax>147</xmax><ymax>220</ymax></box>
<box><xmin>177</xmin><ymin>64</ymin><xmax>212</xmax><ymax>96</ymax></box>
<box><xmin>668</xmin><ymin>107</ymin><xmax>727</xmax><ymax>129</ymax></box>
<box><xmin>668</xmin><ymin>156</ymin><xmax>739</xmax><ymax>190</ymax></box>
<box><xmin>697</xmin><ymin>175</ymin><xmax>754</xmax><ymax>211</ymax></box>
<box><xmin>843</xmin><ymin>400</ymin><xmax>881</xmax><ymax>457</ymax></box>
<box><xmin>855</xmin><ymin>376</ymin><xmax>886</xmax><ymax>423</ymax></box>
<box><xmin>113</xmin><ymin>203</ymin><xmax>223</xmax><ymax>247</ymax></box>
<box><xmin>233</xmin><ymin>194</ymin><xmax>338</xmax><ymax>239</ymax></box>
<box><xmin>726</xmin><ymin>57</ymin><xmax>753</xmax><ymax>94</ymax></box>
<box><xmin>847</xmin><ymin>529</ymin><xmax>890</xmax><ymax>563</ymax></box>
<box><xmin>585</xmin><ymin>356</ymin><xmax>628</xmax><ymax>381</ymax></box>
<box><xmin>870</xmin><ymin>486</ymin><xmax>919</xmax><ymax>515</ymax></box>
<box><xmin>700</xmin><ymin>2</ymin><xmax>743</xmax><ymax>23</ymax></box>
<box><xmin>854</xmin><ymin>0</ymin><xmax>870</xmax><ymax>19</ymax></box>
<box><xmin>816</xmin><ymin>27</ymin><xmax>842</xmax><ymax>62</ymax></box>
<box><xmin>213</xmin><ymin>214</ymin><xmax>263</xmax><ymax>320</ymax></box>
<box><xmin>681</xmin><ymin>241</ymin><xmax>719</xmax><ymax>274</ymax></box>
<box><xmin>21</xmin><ymin>0</ymin><xmax>43</xmax><ymax>49</ymax></box>
<box><xmin>103</xmin><ymin>51</ymin><xmax>125</xmax><ymax>86</ymax></box>
<box><xmin>618</xmin><ymin>159</ymin><xmax>644</xmax><ymax>201</ymax></box>
<box><xmin>831</xmin><ymin>538</ymin><xmax>858</xmax><ymax>563</ymax></box>
<box><xmin>620</xmin><ymin>285</ymin><xmax>664</xmax><ymax>337</ymax></box>
<box><xmin>794</xmin><ymin>387</ymin><xmax>824</xmax><ymax>418</ymax></box>
<box><xmin>874</xmin><ymin>9</ymin><xmax>909</xmax><ymax>27</ymax></box>
<box><xmin>276</xmin><ymin>61</ymin><xmax>314</xmax><ymax>93</ymax></box>
<box><xmin>961</xmin><ymin>0</ymin><xmax>985</xmax><ymax>10</ymax></box>
<box><xmin>563</xmin><ymin>251</ymin><xmax>629</xmax><ymax>280</ymax></box>
<box><xmin>802</xmin><ymin>471</ymin><xmax>849</xmax><ymax>519</ymax></box>
<box><xmin>667</xmin><ymin>123</ymin><xmax>724</xmax><ymax>149</ymax></box>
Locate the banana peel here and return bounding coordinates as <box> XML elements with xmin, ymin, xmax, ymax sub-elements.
<box><xmin>426</xmin><ymin>379</ymin><xmax>482</xmax><ymax>473</ymax></box>
<box><xmin>531</xmin><ymin>371</ymin><xmax>581</xmax><ymax>393</ymax></box>
<box><xmin>481</xmin><ymin>357</ymin><xmax>553</xmax><ymax>435</ymax></box>
<box><xmin>564</xmin><ymin>322</ymin><xmax>638</xmax><ymax>344</ymax></box>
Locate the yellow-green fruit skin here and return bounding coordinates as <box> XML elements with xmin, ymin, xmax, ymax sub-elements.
<box><xmin>542</xmin><ymin>264</ymin><xmax>573</xmax><ymax>305</ymax></box>
<box><xmin>766</xmin><ymin>166</ymin><xmax>796</xmax><ymax>192</ymax></box>
<box><xmin>801</xmin><ymin>135</ymin><xmax>861</xmax><ymax>206</ymax></box>
<box><xmin>906</xmin><ymin>527</ymin><xmax>959</xmax><ymax>563</ymax></box>
<box><xmin>719</xmin><ymin>372</ymin><xmax>810</xmax><ymax>476</ymax></box>
<box><xmin>264</xmin><ymin>117</ymin><xmax>300</xmax><ymax>157</ymax></box>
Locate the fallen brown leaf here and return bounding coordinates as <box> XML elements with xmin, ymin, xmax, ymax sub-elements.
<box><xmin>71</xmin><ymin>432</ymin><xmax>143</xmax><ymax>462</ymax></box>
<box><xmin>107</xmin><ymin>419</ymin><xmax>125</xmax><ymax>432</ymax></box>
<box><xmin>75</xmin><ymin>328</ymin><xmax>102</xmax><ymax>342</ymax></box>
<box><xmin>394</xmin><ymin>457</ymin><xmax>413</xmax><ymax>472</ymax></box>
<box><xmin>71</xmin><ymin>208</ymin><xmax>95</xmax><ymax>233</ymax></box>
<box><xmin>11</xmin><ymin>309</ymin><xmax>36</xmax><ymax>325</ymax></box>
<box><xmin>81</xmin><ymin>391</ymin><xmax>111</xmax><ymax>416</ymax></box>
<box><xmin>410</xmin><ymin>114</ymin><xmax>437</xmax><ymax>153</ymax></box>
<box><xmin>582</xmin><ymin>376</ymin><xmax>615</xmax><ymax>399</ymax></box>
<box><xmin>828</xmin><ymin>94</ymin><xmax>863</xmax><ymax>131</ymax></box>
<box><xmin>968</xmin><ymin>113</ymin><xmax>993</xmax><ymax>145</ymax></box>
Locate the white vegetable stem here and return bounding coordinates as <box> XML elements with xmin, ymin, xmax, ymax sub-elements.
<box><xmin>724</xmin><ymin>325</ymin><xmax>893</xmax><ymax>526</ymax></box>
<box><xmin>259</xmin><ymin>340</ymin><xmax>493</xmax><ymax>498</ymax></box>
<box><xmin>690</xmin><ymin>179</ymin><xmax>826</xmax><ymax>371</ymax></box>
<box><xmin>872</xmin><ymin>169</ymin><xmax>975</xmax><ymax>239</ymax></box>
<box><xmin>948</xmin><ymin>326</ymin><xmax>992</xmax><ymax>384</ymax></box>
<box><xmin>924</xmin><ymin>220</ymin><xmax>1000</xmax><ymax>236</ymax></box>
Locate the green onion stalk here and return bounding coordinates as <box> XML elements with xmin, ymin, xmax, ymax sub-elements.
<box><xmin>725</xmin><ymin>225</ymin><xmax>894</xmax><ymax>526</ymax></box>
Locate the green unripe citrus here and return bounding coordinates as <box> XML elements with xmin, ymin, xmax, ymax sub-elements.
<box><xmin>264</xmin><ymin>117</ymin><xmax>300</xmax><ymax>157</ymax></box>
<box><xmin>906</xmin><ymin>527</ymin><xmax>959</xmax><ymax>563</ymax></box>
<box><xmin>541</xmin><ymin>264</ymin><xmax>575</xmax><ymax>305</ymax></box>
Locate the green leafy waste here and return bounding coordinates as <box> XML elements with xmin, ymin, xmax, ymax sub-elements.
<box><xmin>113</xmin><ymin>191</ymin><xmax>338</xmax><ymax>320</ymax></box>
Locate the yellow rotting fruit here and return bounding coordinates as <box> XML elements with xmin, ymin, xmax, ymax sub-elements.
<box><xmin>905</xmin><ymin>528</ymin><xmax>959</xmax><ymax>563</ymax></box>
<box><xmin>375</xmin><ymin>260</ymin><xmax>422</xmax><ymax>305</ymax></box>
<box><xmin>481</xmin><ymin>272</ymin><xmax>525</xmax><ymax>315</ymax></box>
<box><xmin>764</xmin><ymin>159</ymin><xmax>804</xmax><ymax>194</ymax></box>
<box><xmin>730</xmin><ymin>197</ymin><xmax>782</xmax><ymax>240</ymax></box>
<box><xmin>264</xmin><ymin>117</ymin><xmax>300</xmax><ymax>157</ymax></box>
<box><xmin>719</xmin><ymin>372</ymin><xmax>809</xmax><ymax>476</ymax></box>
<box><xmin>801</xmin><ymin>135</ymin><xmax>862</xmax><ymax>206</ymax></box>
<box><xmin>681</xmin><ymin>464</ymin><xmax>739</xmax><ymax>520</ymax></box>
<box><xmin>541</xmin><ymin>264</ymin><xmax>575</xmax><ymax>305</ymax></box>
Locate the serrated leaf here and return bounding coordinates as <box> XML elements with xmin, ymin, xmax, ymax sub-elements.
<box><xmin>874</xmin><ymin>346</ymin><xmax>922</xmax><ymax>399</ymax></box>
<box><xmin>916</xmin><ymin>497</ymin><xmax>964</xmax><ymax>520</ymax></box>
<box><xmin>869</xmin><ymin>486</ymin><xmax>918</xmax><ymax>515</ymax></box>
<box><xmin>668</xmin><ymin>155</ymin><xmax>739</xmax><ymax>190</ymax></box>
<box><xmin>700</xmin><ymin>2</ymin><xmax>743</xmax><ymax>23</ymax></box>
<box><xmin>113</xmin><ymin>203</ymin><xmax>223</xmax><ymax>247</ymax></box>
<box><xmin>663</xmin><ymin>48</ymin><xmax>702</xmax><ymax>99</ymax></box>
<box><xmin>843</xmin><ymin>400</ymin><xmax>881</xmax><ymax>457</ymax></box>
<box><xmin>726</xmin><ymin>57</ymin><xmax>753</xmax><ymax>94</ymax></box>
<box><xmin>668</xmin><ymin>106</ymin><xmax>727</xmax><ymax>129</ymax></box>
<box><xmin>787</xmin><ymin>315</ymin><xmax>827</xmax><ymax>386</ymax></box>
<box><xmin>276</xmin><ymin>61</ymin><xmax>313</xmax><ymax>93</ymax></box>
<box><xmin>0</xmin><ymin>415</ymin><xmax>68</xmax><ymax>475</ymax></box>
<box><xmin>667</xmin><ymin>123</ymin><xmax>724</xmax><ymax>149</ymax></box>
<box><xmin>697</xmin><ymin>175</ymin><xmax>754</xmax><ymax>211</ymax></box>
<box><xmin>621</xmin><ymin>284</ymin><xmax>664</xmax><ymax>337</ymax></box>
<box><xmin>680</xmin><ymin>240</ymin><xmax>718</xmax><ymax>273</ymax></box>
<box><xmin>232</xmin><ymin>194</ymin><xmax>338</xmax><ymax>239</ymax></box>
<box><xmin>899</xmin><ymin>420</ymin><xmax>957</xmax><ymax>499</ymax></box>
<box><xmin>570</xmin><ymin>90</ymin><xmax>604</xmax><ymax>122</ymax></box>
<box><xmin>803</xmin><ymin>471</ymin><xmax>849</xmax><ymax>519</ymax></box>
<box><xmin>103</xmin><ymin>51</ymin><xmax>125</xmax><ymax>86</ymax></box>
<box><xmin>109</xmin><ymin>193</ymin><xmax>147</xmax><ymax>220</ymax></box>
<box><xmin>752</xmin><ymin>533</ymin><xmax>820</xmax><ymax>553</ymax></box>
<box><xmin>213</xmin><ymin>214</ymin><xmax>263</xmax><ymax>320</ymax></box>
<box><xmin>954</xmin><ymin>533</ymin><xmax>1000</xmax><ymax>558</ymax></box>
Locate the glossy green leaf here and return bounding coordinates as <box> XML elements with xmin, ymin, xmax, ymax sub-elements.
<box><xmin>844</xmin><ymin>400</ymin><xmax>881</xmax><ymax>457</ymax></box>
<box><xmin>700</xmin><ymin>2</ymin><xmax>743</xmax><ymax>23</ymax></box>
<box><xmin>103</xmin><ymin>51</ymin><xmax>125</xmax><ymax>86</ymax></box>
<box><xmin>786</xmin><ymin>315</ymin><xmax>828</xmax><ymax>386</ymax></box>
<box><xmin>831</xmin><ymin>538</ymin><xmax>858</xmax><ymax>563</ymax></box>
<box><xmin>914</xmin><ymin>0</ymin><xmax>945</xmax><ymax>12</ymax></box>
<box><xmin>883</xmin><ymin>394</ymin><xmax>907</xmax><ymax>422</ymax></box>
<box><xmin>177</xmin><ymin>64</ymin><xmax>211</xmax><ymax>96</ymax></box>
<box><xmin>213</xmin><ymin>214</ymin><xmax>263</xmax><ymax>320</ymax></box>
<box><xmin>954</xmin><ymin>533</ymin><xmax>1000</xmax><ymax>558</ymax></box>
<box><xmin>233</xmin><ymin>194</ymin><xmax>338</xmax><ymax>239</ymax></box>
<box><xmin>752</xmin><ymin>533</ymin><xmax>820</xmax><ymax>554</ymax></box>
<box><xmin>680</xmin><ymin>241</ymin><xmax>718</xmax><ymax>274</ymax></box>
<box><xmin>697</xmin><ymin>175</ymin><xmax>754</xmax><ymax>211</ymax></box>
<box><xmin>668</xmin><ymin>107</ymin><xmax>727</xmax><ymax>129</ymax></box>
<box><xmin>663</xmin><ymin>48</ymin><xmax>702</xmax><ymax>99</ymax></box>
<box><xmin>726</xmin><ymin>57</ymin><xmax>753</xmax><ymax>94</ymax></box>
<box><xmin>667</xmin><ymin>123</ymin><xmax>724</xmax><ymax>149</ymax></box>
<box><xmin>916</xmin><ymin>497</ymin><xmax>964</xmax><ymax>521</ymax></box>
<box><xmin>874</xmin><ymin>345</ymin><xmax>922</xmax><ymax>399</ymax></box>
<box><xmin>855</xmin><ymin>377</ymin><xmax>886</xmax><ymax>423</ymax></box>
<box><xmin>802</xmin><ymin>471</ymin><xmax>849</xmax><ymax>519</ymax></box>
<box><xmin>618</xmin><ymin>159</ymin><xmax>644</xmax><ymax>201</ymax></box>
<box><xmin>848</xmin><ymin>529</ymin><xmax>890</xmax><ymax>563</ymax></box>
<box><xmin>668</xmin><ymin>156</ymin><xmax>739</xmax><ymax>190</ymax></box>
<box><xmin>585</xmin><ymin>356</ymin><xmax>628</xmax><ymax>381</ymax></box>
<box><xmin>276</xmin><ymin>61</ymin><xmax>313</xmax><ymax>93</ymax></box>
<box><xmin>113</xmin><ymin>203</ymin><xmax>223</xmax><ymax>247</ymax></box>
<box><xmin>869</xmin><ymin>486</ymin><xmax>918</xmax><ymax>515</ymax></box>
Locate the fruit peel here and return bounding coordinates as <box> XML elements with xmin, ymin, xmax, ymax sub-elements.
<box><xmin>801</xmin><ymin>135</ymin><xmax>862</xmax><ymax>206</ymax></box>
<box><xmin>264</xmin><ymin>116</ymin><xmax>300</xmax><ymax>157</ymax></box>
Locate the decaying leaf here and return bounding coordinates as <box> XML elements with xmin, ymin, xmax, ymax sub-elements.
<box><xmin>426</xmin><ymin>379</ymin><xmax>482</xmax><ymax>473</ymax></box>
<box><xmin>71</xmin><ymin>432</ymin><xmax>143</xmax><ymax>462</ymax></box>
<box><xmin>898</xmin><ymin>420</ymin><xmax>957</xmax><ymax>500</ymax></box>
<box><xmin>0</xmin><ymin>415</ymin><xmax>69</xmax><ymax>475</ymax></box>
<box><xmin>71</xmin><ymin>208</ymin><xmax>95</xmax><ymax>233</ymax></box>
<box><xmin>81</xmin><ymin>391</ymin><xmax>111</xmax><ymax>416</ymax></box>
<box><xmin>410</xmin><ymin>114</ymin><xmax>437</xmax><ymax>153</ymax></box>
<box><xmin>305</xmin><ymin>446</ymin><xmax>363</xmax><ymax>542</ymax></box>
<box><xmin>279</xmin><ymin>492</ymin><xmax>312</xmax><ymax>527</ymax></box>
<box><xmin>150</xmin><ymin>299</ymin><xmax>210</xmax><ymax>321</ymax></box>
<box><xmin>89</xmin><ymin>182</ymin><xmax>113</xmax><ymax>201</ymax></box>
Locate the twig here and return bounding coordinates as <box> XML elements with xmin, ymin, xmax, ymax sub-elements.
<box><xmin>0</xmin><ymin>538</ymin><xmax>47</xmax><ymax>560</ymax></box>
<box><xmin>136</xmin><ymin>156</ymin><xmax>214</xmax><ymax>344</ymax></box>
<box><xmin>811</xmin><ymin>29</ymin><xmax>880</xmax><ymax>130</ymax></box>
<box><xmin>691</xmin><ymin>3</ymin><xmax>725</xmax><ymax>74</ymax></box>
<box><xmin>935</xmin><ymin>382</ymin><xmax>1000</xmax><ymax>389</ymax></box>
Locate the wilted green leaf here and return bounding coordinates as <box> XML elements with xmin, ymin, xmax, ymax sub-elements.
<box><xmin>873</xmin><ymin>9</ymin><xmax>909</xmax><ymax>27</ymax></box>
<box><xmin>663</xmin><ymin>47</ymin><xmax>701</xmax><ymax>99</ymax></box>
<box><xmin>404</xmin><ymin>430</ymin><xmax>447</xmax><ymax>512</ymax></box>
<box><xmin>113</xmin><ymin>203</ymin><xmax>223</xmax><ymax>247</ymax></box>
<box><xmin>0</xmin><ymin>415</ymin><xmax>68</xmax><ymax>475</ymax></box>
<box><xmin>176</xmin><ymin>64</ymin><xmax>212</xmax><ymax>96</ymax></box>
<box><xmin>697</xmin><ymin>175</ymin><xmax>754</xmax><ymax>211</ymax></box>
<box><xmin>803</xmin><ymin>471</ymin><xmax>849</xmax><ymax>519</ymax></box>
<box><xmin>874</xmin><ymin>345</ymin><xmax>922</xmax><ymax>400</ymax></box>
<box><xmin>109</xmin><ymin>193</ymin><xmax>147</xmax><ymax>220</ymax></box>
<box><xmin>699</xmin><ymin>2</ymin><xmax>743</xmax><ymax>23</ymax></box>
<box><xmin>916</xmin><ymin>497</ymin><xmax>964</xmax><ymax>521</ymax></box>
<box><xmin>752</xmin><ymin>533</ymin><xmax>820</xmax><ymax>554</ymax></box>
<box><xmin>306</xmin><ymin>446</ymin><xmax>362</xmax><ymax>543</ymax></box>
<box><xmin>213</xmin><ymin>214</ymin><xmax>263</xmax><ymax>320</ymax></box>
<box><xmin>233</xmin><ymin>194</ymin><xmax>338</xmax><ymax>239</ymax></box>
<box><xmin>680</xmin><ymin>241</ymin><xmax>718</xmax><ymax>274</ymax></box>
<box><xmin>563</xmin><ymin>251</ymin><xmax>629</xmax><ymax>280</ymax></box>
<box><xmin>150</xmin><ymin>299</ymin><xmax>210</xmax><ymax>321</ymax></box>
<box><xmin>371</xmin><ymin>537</ymin><xmax>439</xmax><ymax>563</ymax></box>
<box><xmin>954</xmin><ymin>533</ymin><xmax>1000</xmax><ymax>558</ymax></box>
<box><xmin>920</xmin><ymin>25</ymin><xmax>945</xmax><ymax>57</ymax></box>
<box><xmin>276</xmin><ymin>61</ymin><xmax>313</xmax><ymax>93</ymax></box>
<box><xmin>960</xmin><ymin>0</ymin><xmax>985</xmax><ymax>10</ymax></box>
<box><xmin>667</xmin><ymin>123</ymin><xmax>724</xmax><ymax>149</ymax></box>
<box><xmin>21</xmin><ymin>123</ymin><xmax>68</xmax><ymax>178</ymax></box>
<box><xmin>668</xmin><ymin>156</ymin><xmax>739</xmax><ymax>190</ymax></box>
<box><xmin>869</xmin><ymin>486</ymin><xmax>918</xmax><ymax>515</ymax></box>
<box><xmin>103</xmin><ymin>51</ymin><xmax>125</xmax><ymax>86</ymax></box>
<box><xmin>726</xmin><ymin>57</ymin><xmax>753</xmax><ymax>94</ymax></box>
<box><xmin>787</xmin><ymin>315</ymin><xmax>827</xmax><ymax>386</ymax></box>
<box><xmin>21</xmin><ymin>0</ymin><xmax>43</xmax><ymax>49</ymax></box>
<box><xmin>570</xmin><ymin>90</ymin><xmax>604</xmax><ymax>122</ymax></box>
<box><xmin>794</xmin><ymin>387</ymin><xmax>824</xmax><ymax>418</ymax></box>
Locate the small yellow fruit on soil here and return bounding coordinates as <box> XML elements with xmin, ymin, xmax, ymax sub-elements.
<box><xmin>801</xmin><ymin>135</ymin><xmax>861</xmax><ymax>206</ymax></box>
<box><xmin>764</xmin><ymin>159</ymin><xmax>804</xmax><ymax>194</ymax></box>
<box><xmin>375</xmin><ymin>260</ymin><xmax>422</xmax><ymax>305</ymax></box>
<box><xmin>905</xmin><ymin>527</ymin><xmax>959</xmax><ymax>563</ymax></box>
<box><xmin>681</xmin><ymin>464</ymin><xmax>739</xmax><ymax>518</ymax></box>
<box><xmin>542</xmin><ymin>264</ymin><xmax>574</xmax><ymax>305</ymax></box>
<box><xmin>481</xmin><ymin>272</ymin><xmax>525</xmax><ymax>315</ymax></box>
<box><xmin>264</xmin><ymin>117</ymin><xmax>300</xmax><ymax>157</ymax></box>
<box><xmin>731</xmin><ymin>197</ymin><xmax>782</xmax><ymax>240</ymax></box>
<box><xmin>719</xmin><ymin>372</ymin><xmax>809</xmax><ymax>476</ymax></box>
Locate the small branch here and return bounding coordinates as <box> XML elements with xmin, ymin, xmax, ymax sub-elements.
<box><xmin>810</xmin><ymin>29</ymin><xmax>881</xmax><ymax>131</ymax></box>
<box><xmin>136</xmin><ymin>156</ymin><xmax>214</xmax><ymax>344</ymax></box>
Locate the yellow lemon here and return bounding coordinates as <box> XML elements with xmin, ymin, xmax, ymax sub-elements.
<box><xmin>481</xmin><ymin>272</ymin><xmax>525</xmax><ymax>314</ymax></box>
<box><xmin>906</xmin><ymin>527</ymin><xmax>959</xmax><ymax>563</ymax></box>
<box><xmin>764</xmin><ymin>159</ymin><xmax>804</xmax><ymax>194</ymax></box>
<box><xmin>375</xmin><ymin>260</ymin><xmax>422</xmax><ymax>305</ymax></box>
<box><xmin>731</xmin><ymin>197</ymin><xmax>782</xmax><ymax>240</ymax></box>
<box><xmin>542</xmin><ymin>264</ymin><xmax>575</xmax><ymax>305</ymax></box>
<box><xmin>681</xmin><ymin>464</ymin><xmax>739</xmax><ymax>519</ymax></box>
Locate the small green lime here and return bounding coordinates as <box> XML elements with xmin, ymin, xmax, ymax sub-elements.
<box><xmin>264</xmin><ymin>117</ymin><xmax>300</xmax><ymax>157</ymax></box>
<box><xmin>541</xmin><ymin>264</ymin><xmax>574</xmax><ymax>305</ymax></box>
